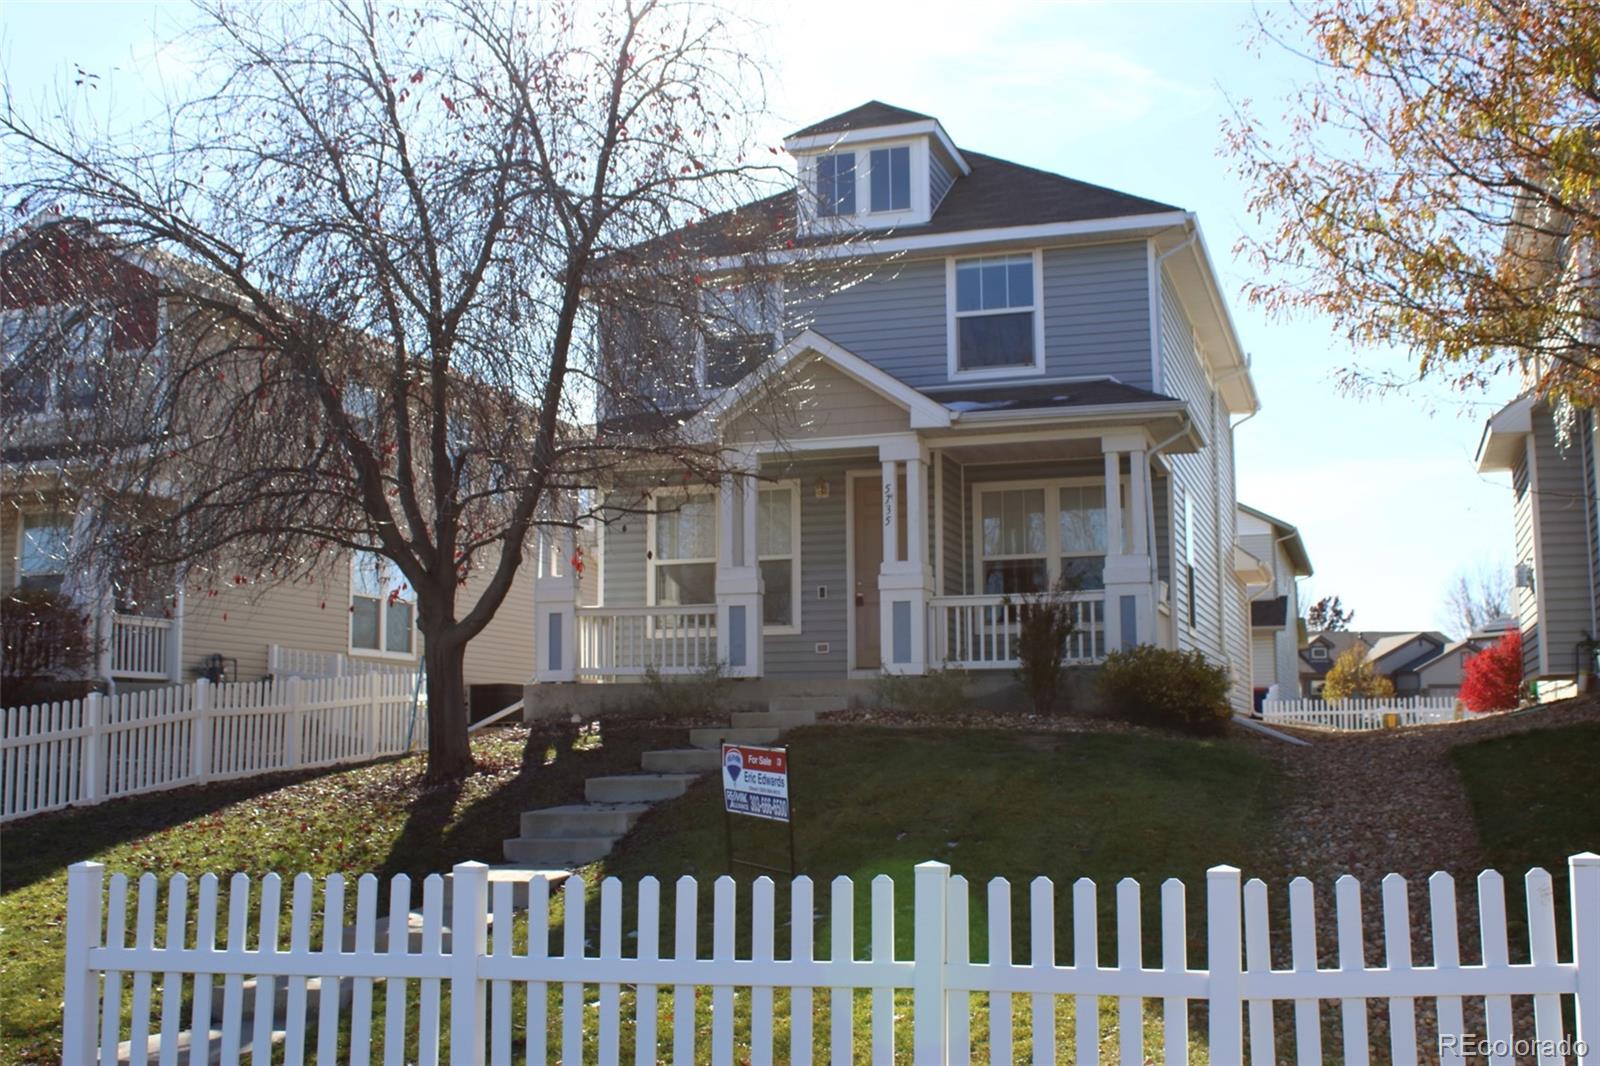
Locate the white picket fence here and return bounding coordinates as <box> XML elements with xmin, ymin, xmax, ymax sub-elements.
<box><xmin>0</xmin><ymin>673</ymin><xmax>425</xmax><ymax>822</ymax></box>
<box><xmin>63</xmin><ymin>854</ymin><xmax>1600</xmax><ymax>1065</ymax></box>
<box><xmin>1262</xmin><ymin>697</ymin><xmax>1461</xmax><ymax>731</ymax></box>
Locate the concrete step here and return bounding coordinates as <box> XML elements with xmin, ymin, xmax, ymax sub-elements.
<box><xmin>729</xmin><ymin>708</ymin><xmax>816</xmax><ymax>730</ymax></box>
<box><xmin>767</xmin><ymin>695</ymin><xmax>843</xmax><ymax>716</ymax></box>
<box><xmin>504</xmin><ymin>834</ymin><xmax>619</xmax><ymax>866</ymax></box>
<box><xmin>688</xmin><ymin>726</ymin><xmax>781</xmax><ymax>750</ymax></box>
<box><xmin>519</xmin><ymin>803</ymin><xmax>650</xmax><ymax>840</ymax></box>
<box><xmin>584</xmin><ymin>773</ymin><xmax>699</xmax><ymax>803</ymax></box>
<box><xmin>642</xmin><ymin>747</ymin><xmax>722</xmax><ymax>773</ymax></box>
<box><xmin>444</xmin><ymin>865</ymin><xmax>571</xmax><ymax>911</ymax></box>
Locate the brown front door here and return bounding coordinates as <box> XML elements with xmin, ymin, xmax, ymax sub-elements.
<box><xmin>853</xmin><ymin>475</ymin><xmax>883</xmax><ymax>669</ymax></box>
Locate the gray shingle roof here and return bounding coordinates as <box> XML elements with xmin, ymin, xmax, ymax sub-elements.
<box><xmin>788</xmin><ymin>101</ymin><xmax>936</xmax><ymax>138</ymax></box>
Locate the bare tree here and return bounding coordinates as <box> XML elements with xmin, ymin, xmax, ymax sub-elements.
<box><xmin>1</xmin><ymin>0</ymin><xmax>837</xmax><ymax>781</ymax></box>
<box><xmin>1305</xmin><ymin>594</ymin><xmax>1355</xmax><ymax>632</ymax></box>
<box><xmin>1443</xmin><ymin>564</ymin><xmax>1511</xmax><ymax>637</ymax></box>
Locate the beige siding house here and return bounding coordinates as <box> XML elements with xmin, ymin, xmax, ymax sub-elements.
<box><xmin>1235</xmin><ymin>503</ymin><xmax>1312</xmax><ymax>709</ymax></box>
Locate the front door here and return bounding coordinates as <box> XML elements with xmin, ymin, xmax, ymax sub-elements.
<box><xmin>852</xmin><ymin>475</ymin><xmax>883</xmax><ymax>669</ymax></box>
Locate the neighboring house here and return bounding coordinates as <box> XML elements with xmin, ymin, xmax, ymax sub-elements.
<box><xmin>1477</xmin><ymin>394</ymin><xmax>1600</xmax><ymax>700</ymax></box>
<box><xmin>531</xmin><ymin>102</ymin><xmax>1267</xmax><ymax>712</ymax></box>
<box><xmin>0</xmin><ymin>224</ymin><xmax>536</xmax><ymax>709</ymax></box>
<box><xmin>1297</xmin><ymin>629</ymin><xmax>1485</xmax><ymax>700</ymax></box>
<box><xmin>1235</xmin><ymin>503</ymin><xmax>1312</xmax><ymax>710</ymax></box>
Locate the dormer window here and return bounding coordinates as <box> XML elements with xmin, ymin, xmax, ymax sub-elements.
<box><xmin>815</xmin><ymin>153</ymin><xmax>855</xmax><ymax>218</ymax></box>
<box><xmin>948</xmin><ymin>252</ymin><xmax>1044</xmax><ymax>377</ymax></box>
<box><xmin>869</xmin><ymin>146</ymin><xmax>910</xmax><ymax>213</ymax></box>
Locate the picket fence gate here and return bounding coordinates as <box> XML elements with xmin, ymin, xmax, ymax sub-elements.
<box><xmin>1</xmin><ymin>673</ymin><xmax>425</xmax><ymax>822</ymax></box>
<box><xmin>64</xmin><ymin>854</ymin><xmax>1600</xmax><ymax>1065</ymax></box>
<box><xmin>1261</xmin><ymin>697</ymin><xmax>1461</xmax><ymax>732</ymax></box>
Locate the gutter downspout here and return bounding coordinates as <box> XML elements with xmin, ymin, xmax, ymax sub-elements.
<box><xmin>1144</xmin><ymin>413</ymin><xmax>1192</xmax><ymax>645</ymax></box>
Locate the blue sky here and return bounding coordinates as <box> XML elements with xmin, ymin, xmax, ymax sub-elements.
<box><xmin>3</xmin><ymin>0</ymin><xmax>1520</xmax><ymax>634</ymax></box>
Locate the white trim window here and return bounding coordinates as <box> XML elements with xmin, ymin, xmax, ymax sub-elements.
<box><xmin>975</xmin><ymin>478</ymin><xmax>1109</xmax><ymax>595</ymax></box>
<box><xmin>758</xmin><ymin>483</ymin><xmax>801</xmax><ymax>632</ymax></box>
<box><xmin>2</xmin><ymin>307</ymin><xmax>107</xmax><ymax>415</ymax></box>
<box><xmin>17</xmin><ymin>512</ymin><xmax>70</xmax><ymax>595</ymax></box>
<box><xmin>699</xmin><ymin>280</ymin><xmax>783</xmax><ymax>392</ymax></box>
<box><xmin>948</xmin><ymin>251</ymin><xmax>1045</xmax><ymax>378</ymax></box>
<box><xmin>350</xmin><ymin>552</ymin><xmax>416</xmax><ymax>657</ymax></box>
<box><xmin>648</xmin><ymin>491</ymin><xmax>717</xmax><ymax>609</ymax></box>
<box><xmin>868</xmin><ymin>146</ymin><xmax>911</xmax><ymax>213</ymax></box>
<box><xmin>815</xmin><ymin>152</ymin><xmax>856</xmax><ymax>218</ymax></box>
<box><xmin>1181</xmin><ymin>488</ymin><xmax>1197</xmax><ymax>630</ymax></box>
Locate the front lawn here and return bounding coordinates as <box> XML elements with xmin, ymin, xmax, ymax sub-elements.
<box><xmin>0</xmin><ymin>720</ymin><xmax>679</xmax><ymax>1065</ymax></box>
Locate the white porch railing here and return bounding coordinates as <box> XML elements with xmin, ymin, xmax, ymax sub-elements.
<box><xmin>930</xmin><ymin>592</ymin><xmax>1106</xmax><ymax>670</ymax></box>
<box><xmin>575</xmin><ymin>605</ymin><xmax>718</xmax><ymax>679</ymax></box>
<box><xmin>108</xmin><ymin>614</ymin><xmax>173</xmax><ymax>681</ymax></box>
<box><xmin>1262</xmin><ymin>697</ymin><xmax>1461</xmax><ymax>731</ymax></box>
<box><xmin>267</xmin><ymin>644</ymin><xmax>417</xmax><ymax>679</ymax></box>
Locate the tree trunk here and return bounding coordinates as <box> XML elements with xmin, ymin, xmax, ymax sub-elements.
<box><xmin>421</xmin><ymin>633</ymin><xmax>474</xmax><ymax>783</ymax></box>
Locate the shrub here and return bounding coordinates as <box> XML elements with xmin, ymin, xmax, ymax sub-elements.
<box><xmin>873</xmin><ymin>668</ymin><xmax>971</xmax><ymax>714</ymax></box>
<box><xmin>632</xmin><ymin>662</ymin><xmax>729</xmax><ymax>717</ymax></box>
<box><xmin>1</xmin><ymin>588</ymin><xmax>97</xmax><ymax>703</ymax></box>
<box><xmin>1460</xmin><ymin>630</ymin><xmax>1522</xmax><ymax>713</ymax></box>
<box><xmin>1097</xmin><ymin>644</ymin><xmax>1232</xmax><ymax>734</ymax></box>
<box><xmin>1009</xmin><ymin>583</ymin><xmax>1082</xmax><ymax>715</ymax></box>
<box><xmin>1321</xmin><ymin>641</ymin><xmax>1396</xmax><ymax>701</ymax></box>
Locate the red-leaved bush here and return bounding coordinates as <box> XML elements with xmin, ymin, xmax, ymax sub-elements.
<box><xmin>1460</xmin><ymin>630</ymin><xmax>1523</xmax><ymax>713</ymax></box>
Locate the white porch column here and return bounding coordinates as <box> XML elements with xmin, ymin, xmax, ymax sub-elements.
<box><xmin>878</xmin><ymin>438</ymin><xmax>932</xmax><ymax>675</ymax></box>
<box><xmin>715</xmin><ymin>456</ymin><xmax>763</xmax><ymax>678</ymax></box>
<box><xmin>533</xmin><ymin>522</ymin><xmax>578</xmax><ymax>683</ymax></box>
<box><xmin>1101</xmin><ymin>433</ymin><xmax>1154</xmax><ymax>654</ymax></box>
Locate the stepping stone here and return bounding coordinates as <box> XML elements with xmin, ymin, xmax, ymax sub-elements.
<box><xmin>503</xmin><ymin>835</ymin><xmax>620</xmax><ymax>866</ymax></box>
<box><xmin>687</xmin><ymin>726</ymin><xmax>780</xmax><ymax>750</ymax></box>
<box><xmin>729</xmin><ymin>708</ymin><xmax>816</xmax><ymax>730</ymax></box>
<box><xmin>766</xmin><ymin>695</ymin><xmax>841</xmax><ymax>716</ymax></box>
<box><xmin>584</xmin><ymin>773</ymin><xmax>699</xmax><ymax>803</ymax></box>
<box><xmin>519</xmin><ymin>803</ymin><xmax>650</xmax><ymax>839</ymax></box>
<box><xmin>641</xmin><ymin>747</ymin><xmax>722</xmax><ymax>773</ymax></box>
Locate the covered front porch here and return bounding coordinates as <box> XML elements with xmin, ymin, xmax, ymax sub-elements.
<box><xmin>532</xmin><ymin>332</ymin><xmax>1195</xmax><ymax>686</ymax></box>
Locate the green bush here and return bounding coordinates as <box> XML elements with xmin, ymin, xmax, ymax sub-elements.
<box><xmin>874</xmin><ymin>668</ymin><xmax>971</xmax><ymax>714</ymax></box>
<box><xmin>1097</xmin><ymin>644</ymin><xmax>1232</xmax><ymax>734</ymax></box>
<box><xmin>1008</xmin><ymin>583</ymin><xmax>1083</xmax><ymax>715</ymax></box>
<box><xmin>629</xmin><ymin>662</ymin><xmax>729</xmax><ymax>717</ymax></box>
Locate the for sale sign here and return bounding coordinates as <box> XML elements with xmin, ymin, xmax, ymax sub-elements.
<box><xmin>721</xmin><ymin>743</ymin><xmax>790</xmax><ymax>823</ymax></box>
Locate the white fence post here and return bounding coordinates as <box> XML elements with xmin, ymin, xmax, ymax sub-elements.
<box><xmin>62</xmin><ymin>861</ymin><xmax>105</xmax><ymax>1065</ymax></box>
<box><xmin>81</xmin><ymin>693</ymin><xmax>103</xmax><ymax>804</ymax></box>
<box><xmin>284</xmin><ymin>677</ymin><xmax>303</xmax><ymax>770</ymax></box>
<box><xmin>912</xmin><ymin>861</ymin><xmax>951</xmax><ymax>1063</ymax></box>
<box><xmin>366</xmin><ymin>672</ymin><xmax>380</xmax><ymax>761</ymax></box>
<box><xmin>1573</xmin><ymin>852</ymin><xmax>1600</xmax><ymax>1065</ymax></box>
<box><xmin>191</xmin><ymin>679</ymin><xmax>212</xmax><ymax>784</ymax></box>
<box><xmin>1207</xmin><ymin>864</ymin><xmax>1244</xmax><ymax>1065</ymax></box>
<box><xmin>449</xmin><ymin>860</ymin><xmax>489</xmax><ymax>1064</ymax></box>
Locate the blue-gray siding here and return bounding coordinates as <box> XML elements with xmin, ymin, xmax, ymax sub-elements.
<box><xmin>797</xmin><ymin>241</ymin><xmax>1153</xmax><ymax>390</ymax></box>
<box><xmin>930</xmin><ymin>154</ymin><xmax>955</xmax><ymax>211</ymax></box>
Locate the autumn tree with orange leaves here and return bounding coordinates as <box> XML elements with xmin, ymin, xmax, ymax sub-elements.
<box><xmin>1225</xmin><ymin>1</ymin><xmax>1600</xmax><ymax>402</ymax></box>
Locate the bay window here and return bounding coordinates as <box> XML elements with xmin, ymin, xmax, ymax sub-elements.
<box><xmin>976</xmin><ymin>480</ymin><xmax>1110</xmax><ymax>594</ymax></box>
<box><xmin>950</xmin><ymin>252</ymin><xmax>1043</xmax><ymax>375</ymax></box>
<box><xmin>351</xmin><ymin>551</ymin><xmax>415</xmax><ymax>656</ymax></box>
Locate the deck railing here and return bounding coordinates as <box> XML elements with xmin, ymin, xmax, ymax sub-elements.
<box><xmin>930</xmin><ymin>592</ymin><xmax>1106</xmax><ymax>669</ymax></box>
<box><xmin>108</xmin><ymin>614</ymin><xmax>173</xmax><ymax>681</ymax></box>
<box><xmin>575</xmin><ymin>605</ymin><xmax>718</xmax><ymax>680</ymax></box>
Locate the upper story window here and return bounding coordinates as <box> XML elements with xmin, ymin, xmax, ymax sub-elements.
<box><xmin>869</xmin><ymin>146</ymin><xmax>910</xmax><ymax>213</ymax></box>
<box><xmin>949</xmin><ymin>252</ymin><xmax>1043</xmax><ymax>377</ymax></box>
<box><xmin>2</xmin><ymin>307</ymin><xmax>106</xmax><ymax>415</ymax></box>
<box><xmin>350</xmin><ymin>551</ymin><xmax>416</xmax><ymax>656</ymax></box>
<box><xmin>815</xmin><ymin>153</ymin><xmax>856</xmax><ymax>218</ymax></box>
<box><xmin>1309</xmin><ymin>645</ymin><xmax>1328</xmax><ymax>661</ymax></box>
<box><xmin>17</xmin><ymin>513</ymin><xmax>70</xmax><ymax>595</ymax></box>
<box><xmin>699</xmin><ymin>280</ymin><xmax>783</xmax><ymax>391</ymax></box>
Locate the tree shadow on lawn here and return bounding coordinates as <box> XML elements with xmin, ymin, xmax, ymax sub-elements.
<box><xmin>0</xmin><ymin>760</ymin><xmax>401</xmax><ymax>895</ymax></box>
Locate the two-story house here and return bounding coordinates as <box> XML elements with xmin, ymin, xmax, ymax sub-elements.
<box><xmin>1236</xmin><ymin>503</ymin><xmax>1312</xmax><ymax>710</ymax></box>
<box><xmin>1</xmin><ymin>221</ymin><xmax>539</xmax><ymax>714</ymax></box>
<box><xmin>528</xmin><ymin>102</ymin><xmax>1271</xmax><ymax>712</ymax></box>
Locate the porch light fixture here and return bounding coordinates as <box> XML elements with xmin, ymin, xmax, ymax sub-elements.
<box><xmin>814</xmin><ymin>477</ymin><xmax>830</xmax><ymax>499</ymax></box>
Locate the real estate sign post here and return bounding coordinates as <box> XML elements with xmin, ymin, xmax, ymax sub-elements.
<box><xmin>721</xmin><ymin>743</ymin><xmax>796</xmax><ymax>875</ymax></box>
